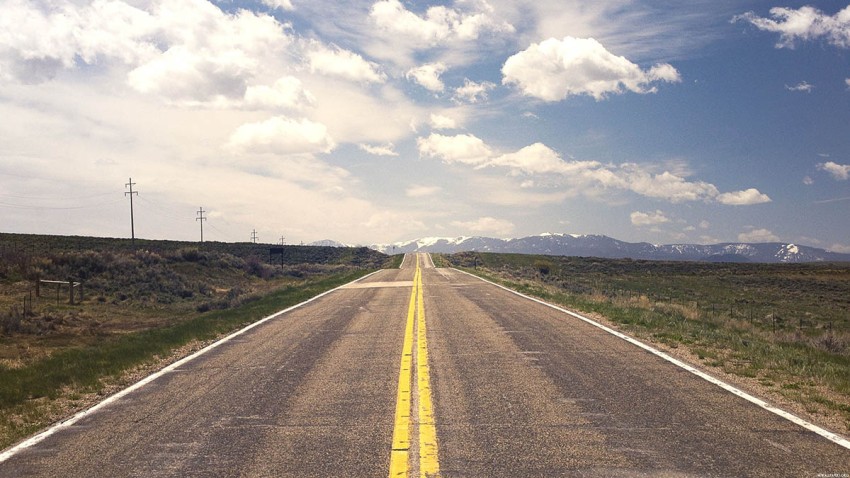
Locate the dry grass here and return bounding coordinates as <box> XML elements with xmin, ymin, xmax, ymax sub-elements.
<box><xmin>442</xmin><ymin>252</ymin><xmax>850</xmax><ymax>435</ymax></box>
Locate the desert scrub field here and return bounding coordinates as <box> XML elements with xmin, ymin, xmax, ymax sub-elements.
<box><xmin>0</xmin><ymin>233</ymin><xmax>391</xmax><ymax>449</ymax></box>
<box><xmin>438</xmin><ymin>252</ymin><xmax>850</xmax><ymax>434</ymax></box>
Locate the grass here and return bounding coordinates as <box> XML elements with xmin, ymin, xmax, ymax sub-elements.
<box><xmin>0</xmin><ymin>268</ymin><xmax>374</xmax><ymax>449</ymax></box>
<box><xmin>440</xmin><ymin>252</ymin><xmax>850</xmax><ymax>433</ymax></box>
<box><xmin>0</xmin><ymin>233</ymin><xmax>392</xmax><ymax>450</ymax></box>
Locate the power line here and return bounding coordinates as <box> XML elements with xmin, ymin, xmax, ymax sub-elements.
<box><xmin>0</xmin><ymin>198</ymin><xmax>123</xmax><ymax>210</ymax></box>
<box><xmin>0</xmin><ymin>191</ymin><xmax>114</xmax><ymax>200</ymax></box>
<box><xmin>196</xmin><ymin>207</ymin><xmax>207</xmax><ymax>242</ymax></box>
<box><xmin>125</xmin><ymin>178</ymin><xmax>138</xmax><ymax>244</ymax></box>
<box><xmin>135</xmin><ymin>195</ymin><xmax>193</xmax><ymax>221</ymax></box>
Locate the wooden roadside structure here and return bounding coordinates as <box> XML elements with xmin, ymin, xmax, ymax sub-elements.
<box><xmin>35</xmin><ymin>278</ymin><xmax>83</xmax><ymax>305</ymax></box>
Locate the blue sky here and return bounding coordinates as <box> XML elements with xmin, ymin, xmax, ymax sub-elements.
<box><xmin>1</xmin><ymin>0</ymin><xmax>849</xmax><ymax>250</ymax></box>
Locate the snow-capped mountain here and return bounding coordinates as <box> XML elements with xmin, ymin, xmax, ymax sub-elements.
<box><xmin>308</xmin><ymin>239</ymin><xmax>354</xmax><ymax>247</ymax></box>
<box><xmin>369</xmin><ymin>233</ymin><xmax>850</xmax><ymax>263</ymax></box>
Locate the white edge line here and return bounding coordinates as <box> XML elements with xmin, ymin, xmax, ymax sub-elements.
<box><xmin>0</xmin><ymin>269</ymin><xmax>384</xmax><ymax>463</ymax></box>
<box><xmin>453</xmin><ymin>268</ymin><xmax>850</xmax><ymax>451</ymax></box>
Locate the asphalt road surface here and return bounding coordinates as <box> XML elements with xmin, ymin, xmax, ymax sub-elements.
<box><xmin>1</xmin><ymin>253</ymin><xmax>848</xmax><ymax>477</ymax></box>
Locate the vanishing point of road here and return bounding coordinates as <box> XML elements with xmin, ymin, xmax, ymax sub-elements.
<box><xmin>1</xmin><ymin>253</ymin><xmax>848</xmax><ymax>477</ymax></box>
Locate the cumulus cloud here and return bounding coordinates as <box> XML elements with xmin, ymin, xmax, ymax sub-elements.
<box><xmin>502</xmin><ymin>37</ymin><xmax>680</xmax><ymax>101</ymax></box>
<box><xmin>370</xmin><ymin>0</ymin><xmax>514</xmax><ymax>46</ymax></box>
<box><xmin>261</xmin><ymin>0</ymin><xmax>294</xmax><ymax>11</ymax></box>
<box><xmin>406</xmin><ymin>63</ymin><xmax>447</xmax><ymax>92</ymax></box>
<box><xmin>453</xmin><ymin>79</ymin><xmax>496</xmax><ymax>103</ymax></box>
<box><xmin>451</xmin><ymin>216</ymin><xmax>515</xmax><ymax>236</ymax></box>
<box><xmin>430</xmin><ymin>114</ymin><xmax>457</xmax><ymax>130</ymax></box>
<box><xmin>226</xmin><ymin>116</ymin><xmax>335</xmax><ymax>155</ymax></box>
<box><xmin>631</xmin><ymin>210</ymin><xmax>670</xmax><ymax>226</ymax></box>
<box><xmin>734</xmin><ymin>6</ymin><xmax>850</xmax><ymax>49</ymax></box>
<box><xmin>738</xmin><ymin>228</ymin><xmax>780</xmax><ymax>243</ymax></box>
<box><xmin>490</xmin><ymin>143</ymin><xmax>600</xmax><ymax>176</ymax></box>
<box><xmin>406</xmin><ymin>184</ymin><xmax>441</xmax><ymax>197</ymax></box>
<box><xmin>418</xmin><ymin>133</ymin><xmax>770</xmax><ymax>205</ymax></box>
<box><xmin>417</xmin><ymin>133</ymin><xmax>493</xmax><ymax>166</ymax></box>
<box><xmin>306</xmin><ymin>42</ymin><xmax>385</xmax><ymax>83</ymax></box>
<box><xmin>244</xmin><ymin>76</ymin><xmax>314</xmax><ymax>110</ymax></box>
<box><xmin>359</xmin><ymin>143</ymin><xmax>398</xmax><ymax>156</ymax></box>
<box><xmin>127</xmin><ymin>7</ymin><xmax>290</xmax><ymax>104</ymax></box>
<box><xmin>818</xmin><ymin>161</ymin><xmax>850</xmax><ymax>180</ymax></box>
<box><xmin>0</xmin><ymin>0</ymin><xmax>294</xmax><ymax>105</ymax></box>
<box><xmin>716</xmin><ymin>188</ymin><xmax>772</xmax><ymax>205</ymax></box>
<box><xmin>0</xmin><ymin>0</ymin><xmax>159</xmax><ymax>83</ymax></box>
<box><xmin>623</xmin><ymin>167</ymin><xmax>718</xmax><ymax>203</ymax></box>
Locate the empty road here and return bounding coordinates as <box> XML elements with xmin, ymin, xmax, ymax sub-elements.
<box><xmin>1</xmin><ymin>253</ymin><xmax>848</xmax><ymax>477</ymax></box>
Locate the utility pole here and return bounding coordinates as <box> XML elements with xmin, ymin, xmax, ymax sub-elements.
<box><xmin>251</xmin><ymin>229</ymin><xmax>258</xmax><ymax>244</ymax></box>
<box><xmin>279</xmin><ymin>236</ymin><xmax>286</xmax><ymax>245</ymax></box>
<box><xmin>125</xmin><ymin>178</ymin><xmax>138</xmax><ymax>244</ymax></box>
<box><xmin>196</xmin><ymin>207</ymin><xmax>207</xmax><ymax>242</ymax></box>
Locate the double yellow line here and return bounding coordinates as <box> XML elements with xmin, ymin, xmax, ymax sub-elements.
<box><xmin>389</xmin><ymin>256</ymin><xmax>440</xmax><ymax>477</ymax></box>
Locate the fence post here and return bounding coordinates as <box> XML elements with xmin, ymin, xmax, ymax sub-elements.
<box><xmin>68</xmin><ymin>278</ymin><xmax>74</xmax><ymax>305</ymax></box>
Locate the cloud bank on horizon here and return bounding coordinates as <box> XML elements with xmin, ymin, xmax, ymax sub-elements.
<box><xmin>1</xmin><ymin>0</ymin><xmax>849</xmax><ymax>253</ymax></box>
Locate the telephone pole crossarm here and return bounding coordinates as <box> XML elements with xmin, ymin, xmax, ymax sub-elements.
<box><xmin>124</xmin><ymin>178</ymin><xmax>138</xmax><ymax>243</ymax></box>
<box><xmin>196</xmin><ymin>207</ymin><xmax>207</xmax><ymax>242</ymax></box>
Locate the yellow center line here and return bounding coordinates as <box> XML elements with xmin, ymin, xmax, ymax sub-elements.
<box><xmin>389</xmin><ymin>255</ymin><xmax>441</xmax><ymax>477</ymax></box>
<box><xmin>388</xmin><ymin>260</ymin><xmax>417</xmax><ymax>477</ymax></box>
<box><xmin>416</xmin><ymin>261</ymin><xmax>440</xmax><ymax>476</ymax></box>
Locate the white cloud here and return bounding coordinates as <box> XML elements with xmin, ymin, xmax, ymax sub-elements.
<box><xmin>803</xmin><ymin>175</ymin><xmax>814</xmax><ymax>185</ymax></box>
<box><xmin>244</xmin><ymin>76</ymin><xmax>314</xmax><ymax>110</ymax></box>
<box><xmin>430</xmin><ymin>114</ymin><xmax>457</xmax><ymax>130</ymax></box>
<box><xmin>716</xmin><ymin>188</ymin><xmax>772</xmax><ymax>205</ymax></box>
<box><xmin>699</xmin><ymin>220</ymin><xmax>711</xmax><ymax>229</ymax></box>
<box><xmin>738</xmin><ymin>228</ymin><xmax>780</xmax><ymax>243</ymax></box>
<box><xmin>490</xmin><ymin>143</ymin><xmax>598</xmax><ymax>176</ymax></box>
<box><xmin>126</xmin><ymin>7</ymin><xmax>291</xmax><ymax>104</ymax></box>
<box><xmin>226</xmin><ymin>116</ymin><xmax>335</xmax><ymax>155</ymax></box>
<box><xmin>502</xmin><ymin>37</ymin><xmax>680</xmax><ymax>102</ymax></box>
<box><xmin>828</xmin><ymin>243</ymin><xmax>850</xmax><ymax>254</ymax></box>
<box><xmin>406</xmin><ymin>184</ymin><xmax>441</xmax><ymax>197</ymax></box>
<box><xmin>450</xmin><ymin>216</ymin><xmax>515</xmax><ymax>236</ymax></box>
<box><xmin>846</xmin><ymin>78</ymin><xmax>850</xmax><ymax>88</ymax></box>
<box><xmin>359</xmin><ymin>143</ymin><xmax>398</xmax><ymax>156</ymax></box>
<box><xmin>418</xmin><ymin>134</ymin><xmax>769</xmax><ymax>206</ymax></box>
<box><xmin>818</xmin><ymin>161</ymin><xmax>850</xmax><ymax>180</ymax></box>
<box><xmin>453</xmin><ymin>79</ymin><xmax>496</xmax><ymax>103</ymax></box>
<box><xmin>734</xmin><ymin>6</ymin><xmax>850</xmax><ymax>49</ymax></box>
<box><xmin>417</xmin><ymin>133</ymin><xmax>493</xmax><ymax>166</ymax></box>
<box><xmin>406</xmin><ymin>63</ymin><xmax>447</xmax><ymax>92</ymax></box>
<box><xmin>631</xmin><ymin>210</ymin><xmax>670</xmax><ymax>226</ymax></box>
<box><xmin>0</xmin><ymin>0</ymin><xmax>160</xmax><ymax>83</ymax></box>
<box><xmin>261</xmin><ymin>0</ymin><xmax>294</xmax><ymax>11</ymax></box>
<box><xmin>785</xmin><ymin>81</ymin><xmax>814</xmax><ymax>92</ymax></box>
<box><xmin>623</xmin><ymin>167</ymin><xmax>718</xmax><ymax>203</ymax></box>
<box><xmin>369</xmin><ymin>0</ymin><xmax>514</xmax><ymax>46</ymax></box>
<box><xmin>306</xmin><ymin>42</ymin><xmax>385</xmax><ymax>83</ymax></box>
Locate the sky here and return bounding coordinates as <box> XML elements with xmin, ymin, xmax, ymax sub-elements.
<box><xmin>1</xmin><ymin>0</ymin><xmax>849</xmax><ymax>250</ymax></box>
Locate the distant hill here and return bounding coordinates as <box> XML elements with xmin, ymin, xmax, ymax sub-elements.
<box><xmin>370</xmin><ymin>233</ymin><xmax>850</xmax><ymax>263</ymax></box>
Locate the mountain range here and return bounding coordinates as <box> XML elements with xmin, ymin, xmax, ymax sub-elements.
<box><xmin>366</xmin><ymin>233</ymin><xmax>850</xmax><ymax>263</ymax></box>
